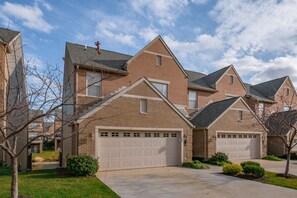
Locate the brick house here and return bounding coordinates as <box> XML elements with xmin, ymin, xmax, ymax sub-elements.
<box><xmin>0</xmin><ymin>28</ymin><xmax>28</xmax><ymax>170</ymax></box>
<box><xmin>62</xmin><ymin>36</ymin><xmax>193</xmax><ymax>170</ymax></box>
<box><xmin>191</xmin><ymin>97</ymin><xmax>267</xmax><ymax>160</ymax></box>
<box><xmin>61</xmin><ymin>35</ymin><xmax>295</xmax><ymax>170</ymax></box>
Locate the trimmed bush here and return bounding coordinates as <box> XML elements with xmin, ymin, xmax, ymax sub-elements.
<box><xmin>243</xmin><ymin>165</ymin><xmax>265</xmax><ymax>178</ymax></box>
<box><xmin>240</xmin><ymin>161</ymin><xmax>260</xmax><ymax>169</ymax></box>
<box><xmin>263</xmin><ymin>154</ymin><xmax>282</xmax><ymax>161</ymax></box>
<box><xmin>282</xmin><ymin>153</ymin><xmax>297</xmax><ymax>160</ymax></box>
<box><xmin>182</xmin><ymin>160</ymin><xmax>209</xmax><ymax>169</ymax></box>
<box><xmin>205</xmin><ymin>152</ymin><xmax>231</xmax><ymax>166</ymax></box>
<box><xmin>223</xmin><ymin>164</ymin><xmax>242</xmax><ymax>175</ymax></box>
<box><xmin>67</xmin><ymin>155</ymin><xmax>99</xmax><ymax>176</ymax></box>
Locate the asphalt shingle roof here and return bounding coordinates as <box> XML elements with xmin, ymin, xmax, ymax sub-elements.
<box><xmin>66</xmin><ymin>42</ymin><xmax>132</xmax><ymax>73</ymax></box>
<box><xmin>251</xmin><ymin>76</ymin><xmax>287</xmax><ymax>100</ymax></box>
<box><xmin>186</xmin><ymin>66</ymin><xmax>231</xmax><ymax>91</ymax></box>
<box><xmin>190</xmin><ymin>97</ymin><xmax>238</xmax><ymax>128</ymax></box>
<box><xmin>0</xmin><ymin>28</ymin><xmax>19</xmax><ymax>44</ymax></box>
<box><xmin>244</xmin><ymin>83</ymin><xmax>275</xmax><ymax>103</ymax></box>
<box><xmin>265</xmin><ymin>110</ymin><xmax>297</xmax><ymax>135</ymax></box>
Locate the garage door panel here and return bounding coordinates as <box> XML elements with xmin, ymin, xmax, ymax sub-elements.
<box><xmin>98</xmin><ymin>131</ymin><xmax>181</xmax><ymax>171</ymax></box>
<box><xmin>217</xmin><ymin>133</ymin><xmax>260</xmax><ymax>160</ymax></box>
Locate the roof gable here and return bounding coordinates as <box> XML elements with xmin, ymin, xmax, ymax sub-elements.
<box><xmin>126</xmin><ymin>35</ymin><xmax>188</xmax><ymax>77</ymax></box>
<box><xmin>0</xmin><ymin>28</ymin><xmax>19</xmax><ymax>44</ymax></box>
<box><xmin>252</xmin><ymin>76</ymin><xmax>288</xmax><ymax>100</ymax></box>
<box><xmin>265</xmin><ymin>110</ymin><xmax>297</xmax><ymax>136</ymax></box>
<box><xmin>190</xmin><ymin>97</ymin><xmax>239</xmax><ymax>128</ymax></box>
<box><xmin>77</xmin><ymin>77</ymin><xmax>193</xmax><ymax>127</ymax></box>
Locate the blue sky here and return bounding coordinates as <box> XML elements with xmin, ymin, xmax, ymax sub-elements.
<box><xmin>1</xmin><ymin>0</ymin><xmax>297</xmax><ymax>85</ymax></box>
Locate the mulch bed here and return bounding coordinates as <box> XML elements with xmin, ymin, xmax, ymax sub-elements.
<box><xmin>235</xmin><ymin>174</ymin><xmax>267</xmax><ymax>183</ymax></box>
<box><xmin>276</xmin><ymin>173</ymin><xmax>297</xmax><ymax>179</ymax></box>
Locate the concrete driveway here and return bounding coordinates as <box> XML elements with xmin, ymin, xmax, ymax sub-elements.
<box><xmin>97</xmin><ymin>166</ymin><xmax>296</xmax><ymax>198</ymax></box>
<box><xmin>231</xmin><ymin>159</ymin><xmax>297</xmax><ymax>175</ymax></box>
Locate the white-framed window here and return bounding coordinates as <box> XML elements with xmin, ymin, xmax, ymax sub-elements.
<box><xmin>227</xmin><ymin>134</ymin><xmax>232</xmax><ymax>138</ymax></box>
<box><xmin>171</xmin><ymin>133</ymin><xmax>177</xmax><ymax>138</ymax></box>
<box><xmin>140</xmin><ymin>99</ymin><xmax>147</xmax><ymax>114</ymax></box>
<box><xmin>233</xmin><ymin>134</ymin><xmax>237</xmax><ymax>138</ymax></box>
<box><xmin>284</xmin><ymin>105</ymin><xmax>290</xmax><ymax>111</ymax></box>
<box><xmin>286</xmin><ymin>88</ymin><xmax>290</xmax><ymax>96</ymax></box>
<box><xmin>112</xmin><ymin>132</ymin><xmax>119</xmax><ymax>137</ymax></box>
<box><xmin>156</xmin><ymin>55</ymin><xmax>162</xmax><ymax>66</ymax></box>
<box><xmin>189</xmin><ymin>90</ymin><xmax>197</xmax><ymax>109</ymax></box>
<box><xmin>229</xmin><ymin>75</ymin><xmax>234</xmax><ymax>84</ymax></box>
<box><xmin>238</xmin><ymin>110</ymin><xmax>243</xmax><ymax>121</ymax></box>
<box><xmin>133</xmin><ymin>133</ymin><xmax>140</xmax><ymax>137</ymax></box>
<box><xmin>163</xmin><ymin>133</ymin><xmax>169</xmax><ymax>137</ymax></box>
<box><xmin>258</xmin><ymin>103</ymin><xmax>264</xmax><ymax>118</ymax></box>
<box><xmin>145</xmin><ymin>133</ymin><xmax>151</xmax><ymax>137</ymax></box>
<box><xmin>123</xmin><ymin>133</ymin><xmax>130</xmax><ymax>137</ymax></box>
<box><xmin>100</xmin><ymin>132</ymin><xmax>108</xmax><ymax>137</ymax></box>
<box><xmin>154</xmin><ymin>133</ymin><xmax>160</xmax><ymax>137</ymax></box>
<box><xmin>152</xmin><ymin>82</ymin><xmax>168</xmax><ymax>97</ymax></box>
<box><xmin>86</xmin><ymin>72</ymin><xmax>101</xmax><ymax>97</ymax></box>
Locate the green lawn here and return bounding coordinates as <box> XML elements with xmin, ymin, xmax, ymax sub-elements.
<box><xmin>0</xmin><ymin>170</ymin><xmax>119</xmax><ymax>198</ymax></box>
<box><xmin>265</xmin><ymin>171</ymin><xmax>297</xmax><ymax>190</ymax></box>
<box><xmin>33</xmin><ymin>150</ymin><xmax>59</xmax><ymax>161</ymax></box>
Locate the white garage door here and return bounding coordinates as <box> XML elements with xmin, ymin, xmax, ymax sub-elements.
<box><xmin>216</xmin><ymin>133</ymin><xmax>260</xmax><ymax>159</ymax></box>
<box><xmin>97</xmin><ymin>131</ymin><xmax>181</xmax><ymax>171</ymax></box>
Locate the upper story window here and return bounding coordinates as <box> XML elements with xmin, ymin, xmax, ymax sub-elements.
<box><xmin>188</xmin><ymin>90</ymin><xmax>197</xmax><ymax>109</ymax></box>
<box><xmin>140</xmin><ymin>99</ymin><xmax>147</xmax><ymax>114</ymax></box>
<box><xmin>229</xmin><ymin>75</ymin><xmax>234</xmax><ymax>85</ymax></box>
<box><xmin>238</xmin><ymin>110</ymin><xmax>243</xmax><ymax>121</ymax></box>
<box><xmin>156</xmin><ymin>55</ymin><xmax>162</xmax><ymax>66</ymax></box>
<box><xmin>258</xmin><ymin>103</ymin><xmax>264</xmax><ymax>118</ymax></box>
<box><xmin>286</xmin><ymin>88</ymin><xmax>290</xmax><ymax>96</ymax></box>
<box><xmin>152</xmin><ymin>82</ymin><xmax>167</xmax><ymax>97</ymax></box>
<box><xmin>86</xmin><ymin>72</ymin><xmax>101</xmax><ymax>97</ymax></box>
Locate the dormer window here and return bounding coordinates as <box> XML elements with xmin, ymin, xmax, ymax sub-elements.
<box><xmin>156</xmin><ymin>55</ymin><xmax>162</xmax><ymax>66</ymax></box>
<box><xmin>229</xmin><ymin>75</ymin><xmax>234</xmax><ymax>84</ymax></box>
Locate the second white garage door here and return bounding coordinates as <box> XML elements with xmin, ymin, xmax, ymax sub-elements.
<box><xmin>97</xmin><ymin>131</ymin><xmax>181</xmax><ymax>171</ymax></box>
<box><xmin>216</xmin><ymin>133</ymin><xmax>260</xmax><ymax>159</ymax></box>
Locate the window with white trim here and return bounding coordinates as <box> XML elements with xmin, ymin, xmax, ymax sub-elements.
<box><xmin>154</xmin><ymin>133</ymin><xmax>160</xmax><ymax>137</ymax></box>
<box><xmin>156</xmin><ymin>55</ymin><xmax>162</xmax><ymax>66</ymax></box>
<box><xmin>140</xmin><ymin>99</ymin><xmax>147</xmax><ymax>114</ymax></box>
<box><xmin>133</xmin><ymin>133</ymin><xmax>140</xmax><ymax>137</ymax></box>
<box><xmin>229</xmin><ymin>75</ymin><xmax>234</xmax><ymax>84</ymax></box>
<box><xmin>171</xmin><ymin>133</ymin><xmax>177</xmax><ymax>138</ymax></box>
<box><xmin>152</xmin><ymin>82</ymin><xmax>168</xmax><ymax>97</ymax></box>
<box><xmin>145</xmin><ymin>133</ymin><xmax>151</xmax><ymax>137</ymax></box>
<box><xmin>258</xmin><ymin>103</ymin><xmax>264</xmax><ymax>118</ymax></box>
<box><xmin>238</xmin><ymin>110</ymin><xmax>243</xmax><ymax>121</ymax></box>
<box><xmin>163</xmin><ymin>133</ymin><xmax>169</xmax><ymax>137</ymax></box>
<box><xmin>86</xmin><ymin>72</ymin><xmax>101</xmax><ymax>97</ymax></box>
<box><xmin>112</xmin><ymin>132</ymin><xmax>119</xmax><ymax>137</ymax></box>
<box><xmin>286</xmin><ymin>88</ymin><xmax>290</xmax><ymax>96</ymax></box>
<box><xmin>123</xmin><ymin>133</ymin><xmax>130</xmax><ymax>137</ymax></box>
<box><xmin>189</xmin><ymin>90</ymin><xmax>197</xmax><ymax>109</ymax></box>
<box><xmin>100</xmin><ymin>132</ymin><xmax>108</xmax><ymax>137</ymax></box>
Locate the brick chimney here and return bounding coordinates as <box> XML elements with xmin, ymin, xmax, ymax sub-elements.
<box><xmin>95</xmin><ymin>41</ymin><xmax>101</xmax><ymax>54</ymax></box>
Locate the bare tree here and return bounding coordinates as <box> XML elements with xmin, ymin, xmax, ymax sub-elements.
<box><xmin>0</xmin><ymin>32</ymin><xmax>112</xmax><ymax>197</ymax></box>
<box><xmin>265</xmin><ymin>110</ymin><xmax>297</xmax><ymax>177</ymax></box>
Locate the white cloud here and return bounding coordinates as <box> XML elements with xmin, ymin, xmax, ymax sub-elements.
<box><xmin>191</xmin><ymin>0</ymin><xmax>210</xmax><ymax>5</ymax></box>
<box><xmin>138</xmin><ymin>27</ymin><xmax>159</xmax><ymax>42</ymax></box>
<box><xmin>130</xmin><ymin>0</ymin><xmax>188</xmax><ymax>26</ymax></box>
<box><xmin>0</xmin><ymin>2</ymin><xmax>53</xmax><ymax>33</ymax></box>
<box><xmin>34</xmin><ymin>0</ymin><xmax>52</xmax><ymax>11</ymax></box>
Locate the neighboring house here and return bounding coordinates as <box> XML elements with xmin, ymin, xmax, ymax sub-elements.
<box><xmin>54</xmin><ymin>109</ymin><xmax>62</xmax><ymax>150</ymax></box>
<box><xmin>186</xmin><ymin>65</ymin><xmax>247</xmax><ymax>115</ymax></box>
<box><xmin>44</xmin><ymin>122</ymin><xmax>54</xmax><ymax>139</ymax></box>
<box><xmin>191</xmin><ymin>97</ymin><xmax>267</xmax><ymax>160</ymax></box>
<box><xmin>62</xmin><ymin>36</ymin><xmax>193</xmax><ymax>170</ymax></box>
<box><xmin>245</xmin><ymin>76</ymin><xmax>297</xmax><ymax>119</ymax></box>
<box><xmin>28</xmin><ymin>110</ymin><xmax>44</xmax><ymax>153</ymax></box>
<box><xmin>0</xmin><ymin>28</ymin><xmax>28</xmax><ymax>170</ymax></box>
<box><xmin>265</xmin><ymin>110</ymin><xmax>297</xmax><ymax>156</ymax></box>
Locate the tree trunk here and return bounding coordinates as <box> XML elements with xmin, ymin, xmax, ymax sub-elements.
<box><xmin>285</xmin><ymin>149</ymin><xmax>291</xmax><ymax>177</ymax></box>
<box><xmin>11</xmin><ymin>157</ymin><xmax>18</xmax><ymax>198</ymax></box>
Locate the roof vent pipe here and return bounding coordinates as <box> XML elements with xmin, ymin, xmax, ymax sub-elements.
<box><xmin>84</xmin><ymin>45</ymin><xmax>87</xmax><ymax>50</ymax></box>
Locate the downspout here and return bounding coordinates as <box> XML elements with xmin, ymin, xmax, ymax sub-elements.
<box><xmin>204</xmin><ymin>128</ymin><xmax>207</xmax><ymax>159</ymax></box>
